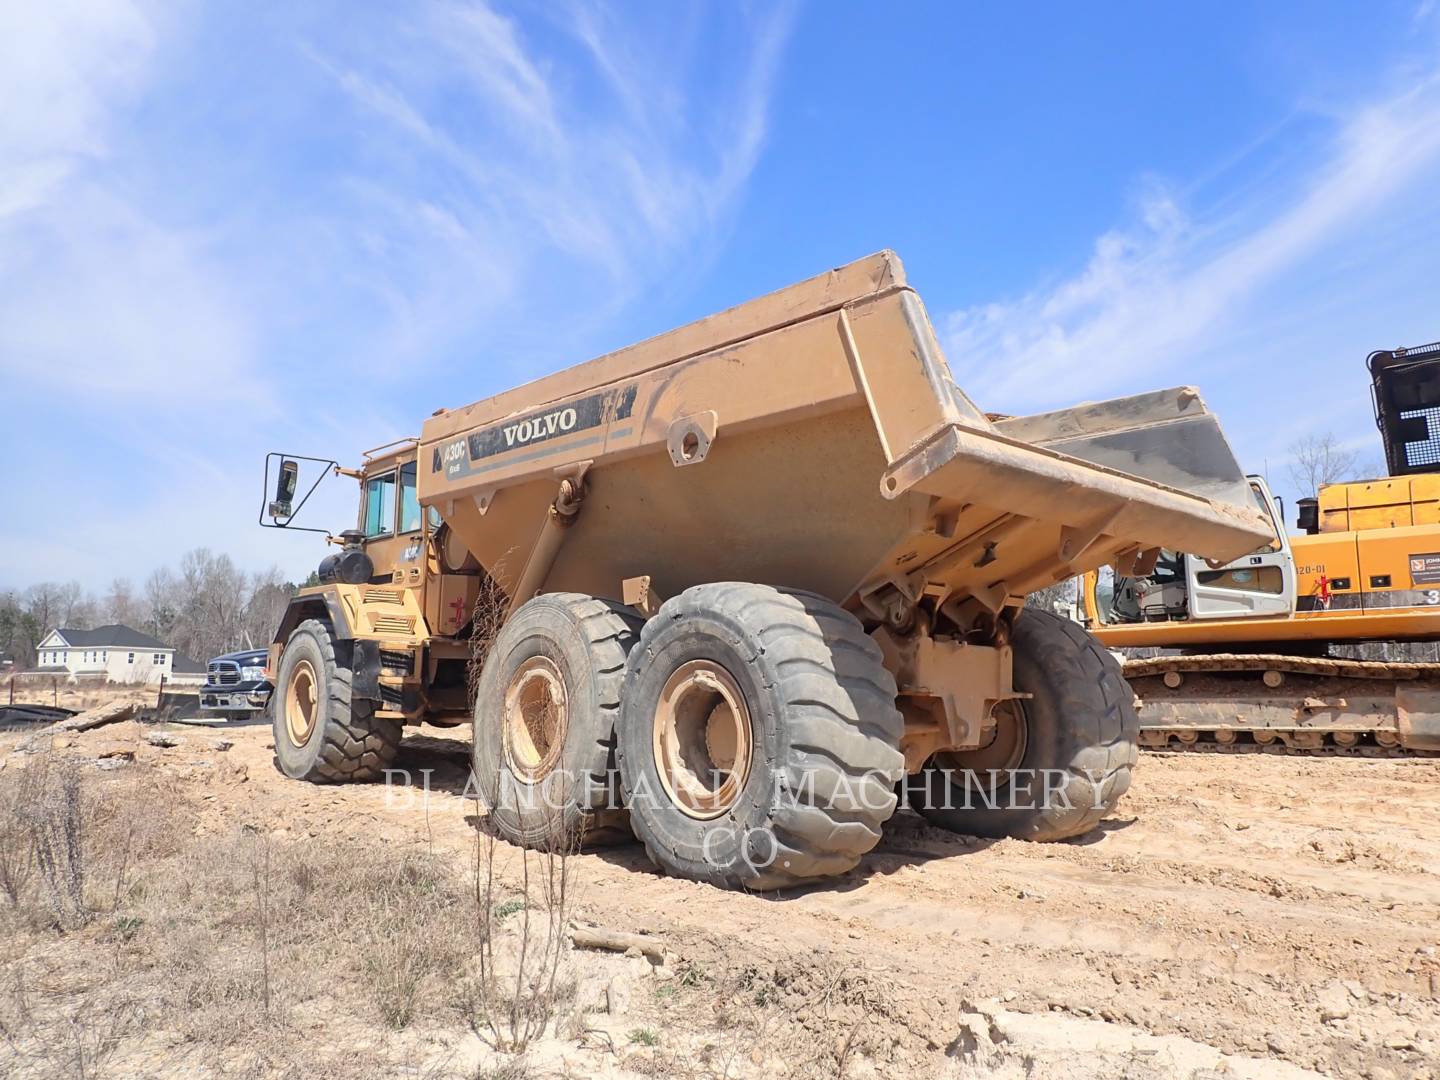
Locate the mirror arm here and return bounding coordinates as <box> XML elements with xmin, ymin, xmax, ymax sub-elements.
<box><xmin>259</xmin><ymin>452</ymin><xmax>340</xmax><ymax>534</ymax></box>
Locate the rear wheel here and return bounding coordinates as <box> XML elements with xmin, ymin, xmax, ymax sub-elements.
<box><xmin>618</xmin><ymin>583</ymin><xmax>905</xmax><ymax>890</ymax></box>
<box><xmin>272</xmin><ymin>619</ymin><xmax>401</xmax><ymax>782</ymax></box>
<box><xmin>907</xmin><ymin>608</ymin><xmax>1137</xmax><ymax>841</ymax></box>
<box><xmin>471</xmin><ymin>593</ymin><xmax>641</xmax><ymax>849</ymax></box>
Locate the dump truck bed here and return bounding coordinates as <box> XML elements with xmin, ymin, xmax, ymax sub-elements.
<box><xmin>417</xmin><ymin>251</ymin><xmax>1272</xmax><ymax>616</ymax></box>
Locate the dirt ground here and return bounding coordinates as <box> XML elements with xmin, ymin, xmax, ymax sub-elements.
<box><xmin>2</xmin><ymin>706</ymin><xmax>1437</xmax><ymax>1079</ymax></box>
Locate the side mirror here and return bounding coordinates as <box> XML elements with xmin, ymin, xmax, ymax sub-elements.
<box><xmin>269</xmin><ymin>459</ymin><xmax>299</xmax><ymax>520</ymax></box>
<box><xmin>260</xmin><ymin>452</ymin><xmax>337</xmax><ymax>533</ymax></box>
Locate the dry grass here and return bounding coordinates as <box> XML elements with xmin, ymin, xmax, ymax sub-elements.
<box><xmin>0</xmin><ymin>758</ymin><xmax>470</xmax><ymax>1075</ymax></box>
<box><xmin>0</xmin><ymin>749</ymin><xmax>595</xmax><ymax>1078</ymax></box>
<box><xmin>0</xmin><ymin>760</ymin><xmax>42</xmax><ymax>905</ymax></box>
<box><xmin>0</xmin><ymin>739</ymin><xmax>912</xmax><ymax>1079</ymax></box>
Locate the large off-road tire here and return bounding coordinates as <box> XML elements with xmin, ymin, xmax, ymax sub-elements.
<box><xmin>272</xmin><ymin>619</ymin><xmax>401</xmax><ymax>782</ymax></box>
<box><xmin>618</xmin><ymin>583</ymin><xmax>905</xmax><ymax>890</ymax></box>
<box><xmin>908</xmin><ymin>607</ymin><xmax>1137</xmax><ymax>841</ymax></box>
<box><xmin>472</xmin><ymin>593</ymin><xmax>641</xmax><ymax>850</ymax></box>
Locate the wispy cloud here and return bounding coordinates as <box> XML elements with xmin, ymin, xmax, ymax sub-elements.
<box><xmin>945</xmin><ymin>67</ymin><xmax>1440</xmax><ymax>413</ymax></box>
<box><xmin>0</xmin><ymin>2</ymin><xmax>255</xmax><ymax>401</ymax></box>
<box><xmin>0</xmin><ymin>0</ymin><xmax>796</xmax><ymax>587</ymax></box>
<box><xmin>317</xmin><ymin>1</ymin><xmax>796</xmax><ymax>293</ymax></box>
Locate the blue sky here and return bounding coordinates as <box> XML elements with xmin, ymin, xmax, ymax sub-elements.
<box><xmin>3</xmin><ymin>1</ymin><xmax>1439</xmax><ymax>589</ymax></box>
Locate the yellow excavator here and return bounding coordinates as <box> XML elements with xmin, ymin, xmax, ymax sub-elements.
<box><xmin>1076</xmin><ymin>341</ymin><xmax>1440</xmax><ymax>755</ymax></box>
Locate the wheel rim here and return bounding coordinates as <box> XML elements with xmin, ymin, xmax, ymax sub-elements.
<box><xmin>285</xmin><ymin>658</ymin><xmax>319</xmax><ymax>747</ymax></box>
<box><xmin>653</xmin><ymin>660</ymin><xmax>753</xmax><ymax>820</ymax></box>
<box><xmin>934</xmin><ymin>698</ymin><xmax>1028</xmax><ymax>791</ymax></box>
<box><xmin>503</xmin><ymin>656</ymin><xmax>568</xmax><ymax>783</ymax></box>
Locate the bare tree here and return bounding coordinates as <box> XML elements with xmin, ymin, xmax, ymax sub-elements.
<box><xmin>0</xmin><ymin>591</ymin><xmax>39</xmax><ymax>668</ymax></box>
<box><xmin>169</xmin><ymin>549</ymin><xmax>248</xmax><ymax>661</ymax></box>
<box><xmin>5</xmin><ymin>552</ymin><xmax>299</xmax><ymax>668</ymax></box>
<box><xmin>243</xmin><ymin>568</ymin><xmax>294</xmax><ymax>651</ymax></box>
<box><xmin>21</xmin><ymin>584</ymin><xmax>63</xmax><ymax>650</ymax></box>
<box><xmin>103</xmin><ymin>578</ymin><xmax>142</xmax><ymax>627</ymax></box>
<box><xmin>0</xmin><ymin>583</ymin><xmax>98</xmax><ymax>668</ymax></box>
<box><xmin>66</xmin><ymin>593</ymin><xmax>99</xmax><ymax>632</ymax></box>
<box><xmin>1287</xmin><ymin>433</ymin><xmax>1362</xmax><ymax>497</ymax></box>
<box><xmin>143</xmin><ymin>567</ymin><xmax>179</xmax><ymax>642</ymax></box>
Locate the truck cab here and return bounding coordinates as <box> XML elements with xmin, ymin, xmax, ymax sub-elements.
<box><xmin>264</xmin><ymin>440</ymin><xmax>483</xmax><ymax>734</ymax></box>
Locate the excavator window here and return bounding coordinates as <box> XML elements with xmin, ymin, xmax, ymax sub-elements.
<box><xmin>1151</xmin><ymin>550</ymin><xmax>1184</xmax><ymax>582</ymax></box>
<box><xmin>1248</xmin><ymin>482</ymin><xmax>1284</xmax><ymax>552</ymax></box>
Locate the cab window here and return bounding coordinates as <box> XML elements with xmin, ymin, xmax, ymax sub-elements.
<box><xmin>399</xmin><ymin>462</ymin><xmax>421</xmax><ymax>534</ymax></box>
<box><xmin>363</xmin><ymin>472</ymin><xmax>397</xmax><ymax>537</ymax></box>
<box><xmin>1248</xmin><ymin>482</ymin><xmax>1284</xmax><ymax>553</ymax></box>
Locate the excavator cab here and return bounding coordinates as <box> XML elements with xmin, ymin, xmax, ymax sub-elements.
<box><xmin>1109</xmin><ymin>550</ymin><xmax>1187</xmax><ymax>622</ymax></box>
<box><xmin>1088</xmin><ymin>476</ymin><xmax>1293</xmax><ymax>626</ymax></box>
<box><xmin>1371</xmin><ymin>341</ymin><xmax>1440</xmax><ymax>477</ymax></box>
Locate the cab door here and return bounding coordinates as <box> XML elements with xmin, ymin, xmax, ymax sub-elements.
<box><xmin>1184</xmin><ymin>476</ymin><xmax>1296</xmax><ymax>620</ymax></box>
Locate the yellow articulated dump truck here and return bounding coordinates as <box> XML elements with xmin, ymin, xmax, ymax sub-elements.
<box><xmin>1077</xmin><ymin>341</ymin><xmax>1440</xmax><ymax>756</ymax></box>
<box><xmin>261</xmin><ymin>251</ymin><xmax>1272</xmax><ymax>889</ymax></box>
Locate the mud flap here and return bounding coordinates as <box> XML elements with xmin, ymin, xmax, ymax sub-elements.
<box><xmin>1395</xmin><ymin>686</ymin><xmax>1440</xmax><ymax>751</ymax></box>
<box><xmin>350</xmin><ymin>639</ymin><xmax>383</xmax><ymax>704</ymax></box>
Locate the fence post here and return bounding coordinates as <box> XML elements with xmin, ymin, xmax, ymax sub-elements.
<box><xmin>157</xmin><ymin>673</ymin><xmax>166</xmax><ymax>710</ymax></box>
<box><xmin>53</xmin><ymin>676</ymin><xmax>58</xmax><ymax>707</ymax></box>
<box><xmin>7</xmin><ymin>677</ymin><xmax>12</xmax><ymax>706</ymax></box>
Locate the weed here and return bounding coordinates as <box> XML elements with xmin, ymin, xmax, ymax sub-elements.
<box><xmin>250</xmin><ymin>831</ymin><xmax>273</xmax><ymax>1015</ymax></box>
<box><xmin>628</xmin><ymin>1027</ymin><xmax>660</xmax><ymax>1047</ymax></box>
<box><xmin>678</xmin><ymin>962</ymin><xmax>708</xmax><ymax>988</ymax></box>
<box><xmin>476</xmin><ymin>1057</ymin><xmax>531</xmax><ymax>1080</ymax></box>
<box><xmin>24</xmin><ymin>758</ymin><xmax>91</xmax><ymax>930</ymax></box>
<box><xmin>0</xmin><ymin>763</ymin><xmax>40</xmax><ymax>906</ymax></box>
<box><xmin>112</xmin><ymin>914</ymin><xmax>143</xmax><ymax>942</ymax></box>
<box><xmin>494</xmin><ymin>898</ymin><xmax>526</xmax><ymax>920</ymax></box>
<box><xmin>461</xmin><ymin>792</ymin><xmax>578</xmax><ymax>1053</ymax></box>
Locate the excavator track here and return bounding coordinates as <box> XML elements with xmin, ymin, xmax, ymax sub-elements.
<box><xmin>1123</xmin><ymin>653</ymin><xmax>1440</xmax><ymax>757</ymax></box>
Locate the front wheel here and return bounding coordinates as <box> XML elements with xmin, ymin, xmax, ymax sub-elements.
<box><xmin>272</xmin><ymin>619</ymin><xmax>401</xmax><ymax>782</ymax></box>
<box><xmin>907</xmin><ymin>607</ymin><xmax>1137</xmax><ymax>840</ymax></box>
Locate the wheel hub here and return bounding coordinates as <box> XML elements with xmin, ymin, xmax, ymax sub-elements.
<box><xmin>285</xmin><ymin>658</ymin><xmax>319</xmax><ymax>747</ymax></box>
<box><xmin>503</xmin><ymin>656</ymin><xmax>568</xmax><ymax>783</ymax></box>
<box><xmin>935</xmin><ymin>697</ymin><xmax>1028</xmax><ymax>792</ymax></box>
<box><xmin>653</xmin><ymin>660</ymin><xmax>753</xmax><ymax>820</ymax></box>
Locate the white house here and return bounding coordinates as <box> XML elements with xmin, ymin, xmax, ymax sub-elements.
<box><xmin>35</xmin><ymin>625</ymin><xmax>206</xmax><ymax>686</ymax></box>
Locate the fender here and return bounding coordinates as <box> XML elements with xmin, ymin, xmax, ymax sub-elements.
<box><xmin>272</xmin><ymin>587</ymin><xmax>354</xmax><ymax>644</ymax></box>
<box><xmin>271</xmin><ymin>586</ymin><xmax>421</xmax><ymax>707</ymax></box>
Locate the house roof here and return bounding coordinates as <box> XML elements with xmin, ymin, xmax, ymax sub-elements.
<box><xmin>52</xmin><ymin>624</ymin><xmax>172</xmax><ymax>650</ymax></box>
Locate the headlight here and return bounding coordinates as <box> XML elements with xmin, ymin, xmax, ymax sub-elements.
<box><xmin>241</xmin><ymin>665</ymin><xmax>267</xmax><ymax>682</ymax></box>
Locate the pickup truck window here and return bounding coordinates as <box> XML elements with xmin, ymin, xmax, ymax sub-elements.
<box><xmin>364</xmin><ymin>472</ymin><xmax>396</xmax><ymax>537</ymax></box>
<box><xmin>399</xmin><ymin>462</ymin><xmax>421</xmax><ymax>533</ymax></box>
